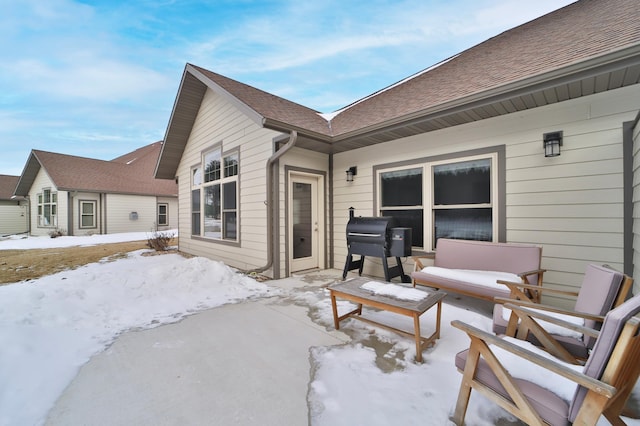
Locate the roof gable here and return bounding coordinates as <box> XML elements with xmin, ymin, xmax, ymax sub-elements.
<box><xmin>15</xmin><ymin>142</ymin><xmax>177</xmax><ymax>197</ymax></box>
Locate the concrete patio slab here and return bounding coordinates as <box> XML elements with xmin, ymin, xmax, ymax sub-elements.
<box><xmin>45</xmin><ymin>277</ymin><xmax>349</xmax><ymax>426</ymax></box>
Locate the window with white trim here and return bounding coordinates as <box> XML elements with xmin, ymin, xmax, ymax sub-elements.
<box><xmin>79</xmin><ymin>200</ymin><xmax>97</xmax><ymax>229</ymax></box>
<box><xmin>191</xmin><ymin>147</ymin><xmax>238</xmax><ymax>241</ymax></box>
<box><xmin>377</xmin><ymin>153</ymin><xmax>497</xmax><ymax>251</ymax></box>
<box><xmin>157</xmin><ymin>203</ymin><xmax>168</xmax><ymax>226</ymax></box>
<box><xmin>37</xmin><ymin>188</ymin><xmax>57</xmax><ymax>227</ymax></box>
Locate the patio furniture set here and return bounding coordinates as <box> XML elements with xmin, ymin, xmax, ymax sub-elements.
<box><xmin>330</xmin><ymin>237</ymin><xmax>638</xmax><ymax>425</ymax></box>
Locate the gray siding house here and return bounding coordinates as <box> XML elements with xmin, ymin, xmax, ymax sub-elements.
<box><xmin>14</xmin><ymin>142</ymin><xmax>178</xmax><ymax>236</ymax></box>
<box><xmin>155</xmin><ymin>0</ymin><xmax>640</xmax><ymax>306</ymax></box>
<box><xmin>0</xmin><ymin>174</ymin><xmax>28</xmax><ymax>236</ymax></box>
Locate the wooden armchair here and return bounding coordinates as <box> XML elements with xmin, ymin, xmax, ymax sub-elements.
<box><xmin>493</xmin><ymin>264</ymin><xmax>632</xmax><ymax>360</ymax></box>
<box><xmin>452</xmin><ymin>294</ymin><xmax>640</xmax><ymax>425</ymax></box>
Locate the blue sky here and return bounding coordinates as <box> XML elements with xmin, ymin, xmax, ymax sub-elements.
<box><xmin>0</xmin><ymin>0</ymin><xmax>575</xmax><ymax>176</ymax></box>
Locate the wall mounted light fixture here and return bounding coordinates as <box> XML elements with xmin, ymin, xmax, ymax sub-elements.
<box><xmin>543</xmin><ymin>131</ymin><xmax>563</xmax><ymax>157</ymax></box>
<box><xmin>346</xmin><ymin>166</ymin><xmax>357</xmax><ymax>182</ymax></box>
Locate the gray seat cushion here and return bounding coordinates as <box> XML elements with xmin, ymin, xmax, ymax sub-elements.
<box><xmin>492</xmin><ymin>264</ymin><xmax>624</xmax><ymax>357</ymax></box>
<box><xmin>455</xmin><ymin>350</ymin><xmax>571</xmax><ymax>426</ymax></box>
<box><xmin>568</xmin><ymin>293</ymin><xmax>640</xmax><ymax>422</ymax></box>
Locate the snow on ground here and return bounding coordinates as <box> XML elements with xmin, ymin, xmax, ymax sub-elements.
<box><xmin>0</xmin><ymin>230</ymin><xmax>172</xmax><ymax>250</ymax></box>
<box><xmin>1</xmin><ymin>231</ymin><xmax>639</xmax><ymax>425</ymax></box>
<box><xmin>0</xmin><ymin>232</ymin><xmax>274</xmax><ymax>426</ymax></box>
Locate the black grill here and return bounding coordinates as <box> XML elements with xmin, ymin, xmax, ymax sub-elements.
<box><xmin>342</xmin><ymin>210</ymin><xmax>411</xmax><ymax>282</ymax></box>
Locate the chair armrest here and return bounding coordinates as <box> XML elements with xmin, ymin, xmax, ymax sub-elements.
<box><xmin>497</xmin><ymin>281</ymin><xmax>579</xmax><ymax>298</ymax></box>
<box><xmin>496</xmin><ymin>298</ymin><xmax>605</xmax><ymax>325</ymax></box>
<box><xmin>503</xmin><ymin>302</ymin><xmax>601</xmax><ymax>339</ymax></box>
<box><xmin>451</xmin><ymin>320</ymin><xmax>615</xmax><ymax>397</ymax></box>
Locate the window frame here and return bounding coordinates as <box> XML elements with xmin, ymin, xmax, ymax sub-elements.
<box><xmin>191</xmin><ymin>145</ymin><xmax>239</xmax><ymax>243</ymax></box>
<box><xmin>157</xmin><ymin>203</ymin><xmax>168</xmax><ymax>226</ymax></box>
<box><xmin>374</xmin><ymin>148</ymin><xmax>503</xmax><ymax>252</ymax></box>
<box><xmin>37</xmin><ymin>188</ymin><xmax>58</xmax><ymax>228</ymax></box>
<box><xmin>79</xmin><ymin>200</ymin><xmax>97</xmax><ymax>229</ymax></box>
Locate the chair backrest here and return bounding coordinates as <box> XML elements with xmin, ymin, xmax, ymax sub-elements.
<box><xmin>569</xmin><ymin>293</ymin><xmax>640</xmax><ymax>422</ymax></box>
<box><xmin>573</xmin><ymin>264</ymin><xmax>624</xmax><ymax>348</ymax></box>
<box><xmin>433</xmin><ymin>238</ymin><xmax>541</xmax><ymax>275</ymax></box>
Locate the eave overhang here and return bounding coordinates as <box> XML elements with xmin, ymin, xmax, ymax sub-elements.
<box><xmin>328</xmin><ymin>44</ymin><xmax>640</xmax><ymax>153</ymax></box>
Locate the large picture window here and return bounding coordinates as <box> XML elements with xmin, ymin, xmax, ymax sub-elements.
<box><xmin>191</xmin><ymin>147</ymin><xmax>238</xmax><ymax>241</ymax></box>
<box><xmin>37</xmin><ymin>188</ymin><xmax>57</xmax><ymax>227</ymax></box>
<box><xmin>377</xmin><ymin>153</ymin><xmax>497</xmax><ymax>251</ymax></box>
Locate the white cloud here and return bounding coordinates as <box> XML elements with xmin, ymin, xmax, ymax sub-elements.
<box><xmin>10</xmin><ymin>59</ymin><xmax>172</xmax><ymax>102</ymax></box>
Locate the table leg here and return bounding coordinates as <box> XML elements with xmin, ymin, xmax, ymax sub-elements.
<box><xmin>435</xmin><ymin>300</ymin><xmax>442</xmax><ymax>339</ymax></box>
<box><xmin>330</xmin><ymin>292</ymin><xmax>340</xmax><ymax>330</ymax></box>
<box><xmin>413</xmin><ymin>313</ymin><xmax>422</xmax><ymax>363</ymax></box>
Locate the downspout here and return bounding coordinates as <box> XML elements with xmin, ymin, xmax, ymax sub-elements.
<box><xmin>250</xmin><ymin>130</ymin><xmax>298</xmax><ymax>274</ymax></box>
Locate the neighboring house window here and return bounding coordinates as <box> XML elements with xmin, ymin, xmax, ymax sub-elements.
<box><xmin>79</xmin><ymin>200</ymin><xmax>97</xmax><ymax>229</ymax></box>
<box><xmin>157</xmin><ymin>203</ymin><xmax>168</xmax><ymax>226</ymax></box>
<box><xmin>191</xmin><ymin>147</ymin><xmax>238</xmax><ymax>241</ymax></box>
<box><xmin>377</xmin><ymin>153</ymin><xmax>497</xmax><ymax>251</ymax></box>
<box><xmin>37</xmin><ymin>188</ymin><xmax>57</xmax><ymax>227</ymax></box>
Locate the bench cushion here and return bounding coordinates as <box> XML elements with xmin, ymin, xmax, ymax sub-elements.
<box><xmin>433</xmin><ymin>239</ymin><xmax>541</xmax><ymax>276</ymax></box>
<box><xmin>412</xmin><ymin>267</ymin><xmax>516</xmax><ymax>299</ymax></box>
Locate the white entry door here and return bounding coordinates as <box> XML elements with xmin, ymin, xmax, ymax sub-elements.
<box><xmin>289</xmin><ymin>173</ymin><xmax>324</xmax><ymax>272</ymax></box>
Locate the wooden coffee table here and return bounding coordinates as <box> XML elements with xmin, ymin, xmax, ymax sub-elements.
<box><xmin>329</xmin><ymin>278</ymin><xmax>446</xmax><ymax>362</ymax></box>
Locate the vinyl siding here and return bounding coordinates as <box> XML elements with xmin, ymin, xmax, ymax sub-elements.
<box><xmin>333</xmin><ymin>84</ymin><xmax>640</xmax><ymax>307</ymax></box>
<box><xmin>0</xmin><ymin>201</ymin><xmax>28</xmax><ymax>235</ymax></box>
<box><xmin>105</xmin><ymin>193</ymin><xmax>157</xmax><ymax>234</ymax></box>
<box><xmin>176</xmin><ymin>87</ymin><xmax>283</xmax><ymax>275</ymax></box>
<box><xmin>633</xmin><ymin>114</ymin><xmax>640</xmax><ymax>295</ymax></box>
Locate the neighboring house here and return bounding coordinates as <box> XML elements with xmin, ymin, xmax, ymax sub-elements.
<box><xmin>0</xmin><ymin>174</ymin><xmax>28</xmax><ymax>236</ymax></box>
<box><xmin>14</xmin><ymin>142</ymin><xmax>178</xmax><ymax>237</ymax></box>
<box><xmin>155</xmin><ymin>0</ymin><xmax>640</xmax><ymax>304</ymax></box>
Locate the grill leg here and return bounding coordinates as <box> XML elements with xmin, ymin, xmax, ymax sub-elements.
<box><xmin>383</xmin><ymin>257</ymin><xmax>411</xmax><ymax>283</ymax></box>
<box><xmin>382</xmin><ymin>256</ymin><xmax>391</xmax><ymax>282</ymax></box>
<box><xmin>342</xmin><ymin>254</ymin><xmax>365</xmax><ymax>279</ymax></box>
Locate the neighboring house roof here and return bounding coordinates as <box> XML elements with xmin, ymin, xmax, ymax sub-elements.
<box><xmin>156</xmin><ymin>0</ymin><xmax>640</xmax><ymax>179</ymax></box>
<box><xmin>0</xmin><ymin>174</ymin><xmax>22</xmax><ymax>201</ymax></box>
<box><xmin>14</xmin><ymin>141</ymin><xmax>178</xmax><ymax>197</ymax></box>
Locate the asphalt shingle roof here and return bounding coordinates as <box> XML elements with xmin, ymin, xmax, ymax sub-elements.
<box><xmin>0</xmin><ymin>175</ymin><xmax>20</xmax><ymax>200</ymax></box>
<box><xmin>190</xmin><ymin>0</ymin><xmax>640</xmax><ymax>139</ymax></box>
<box><xmin>18</xmin><ymin>142</ymin><xmax>177</xmax><ymax>197</ymax></box>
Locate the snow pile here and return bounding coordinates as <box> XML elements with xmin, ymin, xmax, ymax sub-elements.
<box><xmin>0</xmin><ymin>249</ymin><xmax>272</xmax><ymax>426</ymax></box>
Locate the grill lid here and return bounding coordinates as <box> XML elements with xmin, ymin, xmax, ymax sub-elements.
<box><xmin>346</xmin><ymin>216</ymin><xmax>396</xmax><ymax>244</ymax></box>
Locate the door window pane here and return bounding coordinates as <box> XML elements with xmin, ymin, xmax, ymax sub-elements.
<box><xmin>293</xmin><ymin>182</ymin><xmax>312</xmax><ymax>259</ymax></box>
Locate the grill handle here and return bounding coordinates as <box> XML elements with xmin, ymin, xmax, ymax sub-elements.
<box><xmin>348</xmin><ymin>232</ymin><xmax>382</xmax><ymax>237</ymax></box>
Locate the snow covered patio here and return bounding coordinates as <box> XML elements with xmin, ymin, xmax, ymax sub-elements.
<box><xmin>2</xmin><ymin>232</ymin><xmax>640</xmax><ymax>425</ymax></box>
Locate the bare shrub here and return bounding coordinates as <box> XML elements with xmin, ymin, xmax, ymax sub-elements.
<box><xmin>49</xmin><ymin>228</ymin><xmax>66</xmax><ymax>238</ymax></box>
<box><xmin>147</xmin><ymin>231</ymin><xmax>174</xmax><ymax>251</ymax></box>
